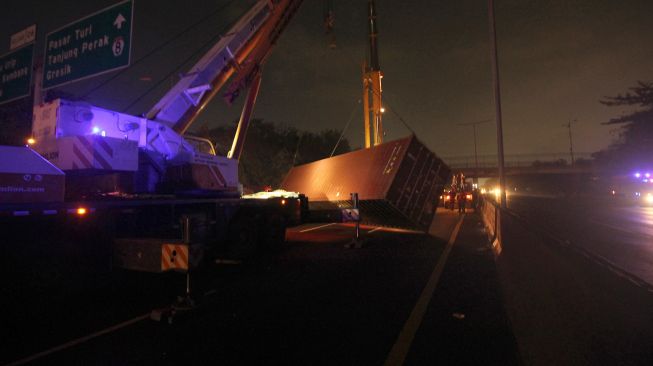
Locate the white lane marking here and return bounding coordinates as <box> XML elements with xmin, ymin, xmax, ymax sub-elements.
<box><xmin>299</xmin><ymin>223</ymin><xmax>337</xmax><ymax>233</ymax></box>
<box><xmin>384</xmin><ymin>214</ymin><xmax>465</xmax><ymax>366</ymax></box>
<box><xmin>367</xmin><ymin>226</ymin><xmax>423</xmax><ymax>234</ymax></box>
<box><xmin>7</xmin><ymin>313</ymin><xmax>150</xmax><ymax>366</ymax></box>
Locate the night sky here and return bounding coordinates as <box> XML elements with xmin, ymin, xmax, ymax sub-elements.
<box><xmin>2</xmin><ymin>0</ymin><xmax>652</xmax><ymax>158</ymax></box>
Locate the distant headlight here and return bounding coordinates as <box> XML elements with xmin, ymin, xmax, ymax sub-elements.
<box><xmin>646</xmin><ymin>193</ymin><xmax>653</xmax><ymax>204</ymax></box>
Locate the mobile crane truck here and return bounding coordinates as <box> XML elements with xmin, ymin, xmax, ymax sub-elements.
<box><xmin>0</xmin><ymin>0</ymin><xmax>343</xmax><ymax>277</ymax></box>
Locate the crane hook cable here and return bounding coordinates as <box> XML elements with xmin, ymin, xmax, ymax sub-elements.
<box><xmin>336</xmin><ymin>43</ymin><xmax>418</xmax><ymax>137</ymax></box>
<box><xmin>330</xmin><ymin>98</ymin><xmax>362</xmax><ymax>157</ymax></box>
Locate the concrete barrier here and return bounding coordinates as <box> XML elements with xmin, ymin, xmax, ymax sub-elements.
<box><xmin>480</xmin><ymin>197</ymin><xmax>653</xmax><ymax>365</ymax></box>
<box><xmin>478</xmin><ymin>197</ymin><xmax>502</xmax><ymax>256</ymax></box>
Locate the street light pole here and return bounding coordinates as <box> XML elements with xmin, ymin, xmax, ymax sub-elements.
<box><xmin>458</xmin><ymin>119</ymin><xmax>493</xmax><ymax>184</ymax></box>
<box><xmin>564</xmin><ymin>119</ymin><xmax>575</xmax><ymax>166</ymax></box>
<box><xmin>473</xmin><ymin>125</ymin><xmax>478</xmax><ymax>174</ymax></box>
<box><xmin>488</xmin><ymin>0</ymin><xmax>507</xmax><ymax>208</ymax></box>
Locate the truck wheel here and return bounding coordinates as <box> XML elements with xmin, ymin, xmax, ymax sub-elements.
<box><xmin>226</xmin><ymin>213</ymin><xmax>260</xmax><ymax>260</ymax></box>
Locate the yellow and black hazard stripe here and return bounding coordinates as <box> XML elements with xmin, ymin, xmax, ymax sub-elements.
<box><xmin>161</xmin><ymin>243</ymin><xmax>189</xmax><ymax>271</ymax></box>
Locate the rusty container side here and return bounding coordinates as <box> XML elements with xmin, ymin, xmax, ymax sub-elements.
<box><xmin>281</xmin><ymin>135</ymin><xmax>450</xmax><ymax>230</ymax></box>
<box><xmin>281</xmin><ymin>136</ymin><xmax>412</xmax><ymax>201</ymax></box>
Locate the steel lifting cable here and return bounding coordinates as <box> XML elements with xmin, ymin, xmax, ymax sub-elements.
<box><xmin>372</xmin><ymin>91</ymin><xmax>416</xmax><ymax>135</ymax></box>
<box><xmin>336</xmin><ymin>41</ymin><xmax>419</xmax><ymax>137</ymax></box>
<box><xmin>79</xmin><ymin>0</ymin><xmax>240</xmax><ymax>100</ymax></box>
<box><xmin>330</xmin><ymin>98</ymin><xmax>361</xmax><ymax>157</ymax></box>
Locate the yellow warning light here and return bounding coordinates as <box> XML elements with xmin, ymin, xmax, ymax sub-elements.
<box><xmin>76</xmin><ymin>207</ymin><xmax>87</xmax><ymax>215</ymax></box>
<box><xmin>27</xmin><ymin>138</ymin><xmax>36</xmax><ymax>145</ymax></box>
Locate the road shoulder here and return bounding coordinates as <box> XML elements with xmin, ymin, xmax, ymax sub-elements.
<box><xmin>405</xmin><ymin>212</ymin><xmax>522</xmax><ymax>365</ymax></box>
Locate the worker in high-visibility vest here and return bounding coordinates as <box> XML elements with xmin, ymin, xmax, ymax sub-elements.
<box><xmin>458</xmin><ymin>190</ymin><xmax>467</xmax><ymax>213</ymax></box>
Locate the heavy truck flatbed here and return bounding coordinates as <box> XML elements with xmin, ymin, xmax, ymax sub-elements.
<box><xmin>0</xmin><ymin>148</ymin><xmax>357</xmax><ymax>276</ymax></box>
<box><xmin>0</xmin><ymin>145</ymin><xmax>306</xmax><ymax>273</ymax></box>
<box><xmin>1</xmin><ymin>187</ymin><xmax>308</xmax><ymax>274</ymax></box>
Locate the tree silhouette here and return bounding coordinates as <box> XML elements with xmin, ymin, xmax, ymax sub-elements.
<box><xmin>199</xmin><ymin>119</ymin><xmax>350</xmax><ymax>191</ymax></box>
<box><xmin>594</xmin><ymin>81</ymin><xmax>653</xmax><ymax>170</ymax></box>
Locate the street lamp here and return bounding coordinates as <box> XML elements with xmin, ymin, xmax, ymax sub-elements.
<box><xmin>458</xmin><ymin>119</ymin><xmax>493</xmax><ymax>183</ymax></box>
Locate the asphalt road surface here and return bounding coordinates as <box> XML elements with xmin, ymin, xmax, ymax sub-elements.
<box><xmin>1</xmin><ymin>211</ymin><xmax>519</xmax><ymax>365</ymax></box>
<box><xmin>496</xmin><ymin>193</ymin><xmax>653</xmax><ymax>365</ymax></box>
<box><xmin>506</xmin><ymin>194</ymin><xmax>653</xmax><ymax>286</ymax></box>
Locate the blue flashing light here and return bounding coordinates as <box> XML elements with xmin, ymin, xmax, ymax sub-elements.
<box><xmin>92</xmin><ymin>126</ymin><xmax>100</xmax><ymax>134</ymax></box>
<box><xmin>635</xmin><ymin>172</ymin><xmax>641</xmax><ymax>178</ymax></box>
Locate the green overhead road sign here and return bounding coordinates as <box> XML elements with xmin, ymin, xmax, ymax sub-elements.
<box><xmin>0</xmin><ymin>44</ymin><xmax>34</xmax><ymax>105</ymax></box>
<box><xmin>43</xmin><ymin>0</ymin><xmax>133</xmax><ymax>89</ymax></box>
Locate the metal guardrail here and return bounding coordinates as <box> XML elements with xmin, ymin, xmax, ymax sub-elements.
<box><xmin>443</xmin><ymin>153</ymin><xmax>593</xmax><ymax>169</ymax></box>
<box><xmin>478</xmin><ymin>195</ymin><xmax>653</xmax><ymax>293</ymax></box>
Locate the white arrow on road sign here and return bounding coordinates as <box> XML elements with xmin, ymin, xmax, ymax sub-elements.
<box><xmin>42</xmin><ymin>0</ymin><xmax>132</xmax><ymax>90</ymax></box>
<box><xmin>114</xmin><ymin>13</ymin><xmax>127</xmax><ymax>29</ymax></box>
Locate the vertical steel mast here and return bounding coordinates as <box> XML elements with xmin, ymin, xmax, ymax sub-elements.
<box><xmin>363</xmin><ymin>0</ymin><xmax>383</xmax><ymax>148</ymax></box>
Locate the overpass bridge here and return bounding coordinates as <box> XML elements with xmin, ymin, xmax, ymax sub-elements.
<box><xmin>442</xmin><ymin>152</ymin><xmax>595</xmax><ymax>177</ymax></box>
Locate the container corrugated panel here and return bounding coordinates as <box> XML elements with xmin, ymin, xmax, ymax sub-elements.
<box><xmin>281</xmin><ymin>135</ymin><xmax>450</xmax><ymax>230</ymax></box>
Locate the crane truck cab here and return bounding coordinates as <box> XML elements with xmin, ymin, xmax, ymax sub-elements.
<box><xmin>184</xmin><ymin>136</ymin><xmax>217</xmax><ymax>156</ymax></box>
<box><xmin>30</xmin><ymin>99</ymin><xmax>239</xmax><ymax>197</ymax></box>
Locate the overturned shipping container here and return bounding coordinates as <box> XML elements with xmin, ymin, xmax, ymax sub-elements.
<box><xmin>281</xmin><ymin>135</ymin><xmax>450</xmax><ymax>231</ymax></box>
